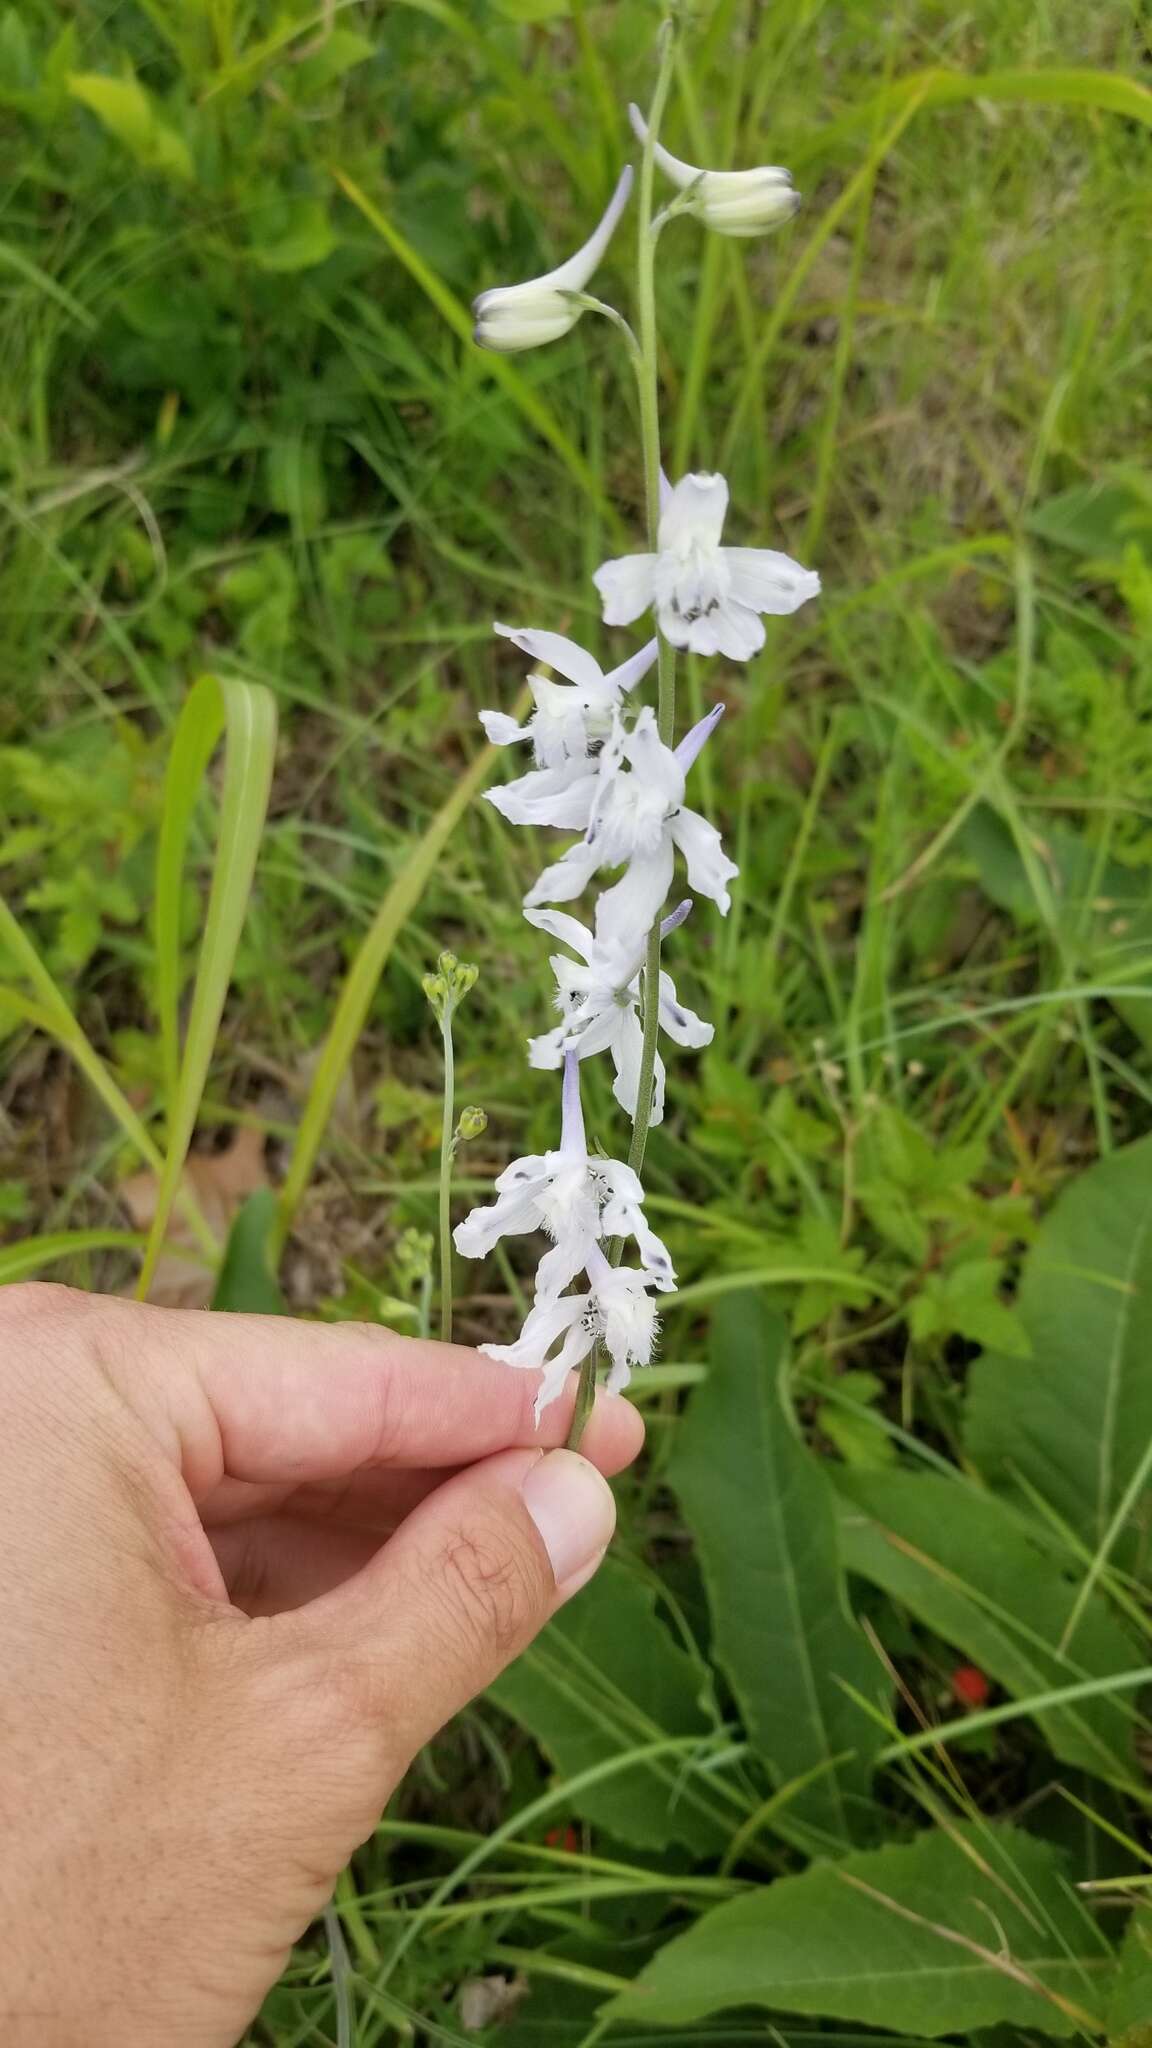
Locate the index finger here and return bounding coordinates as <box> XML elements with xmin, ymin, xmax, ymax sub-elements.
<box><xmin>85</xmin><ymin>1295</ymin><xmax>644</xmax><ymax>1498</ymax></box>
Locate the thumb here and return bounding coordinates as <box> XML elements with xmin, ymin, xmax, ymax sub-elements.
<box><xmin>291</xmin><ymin>1445</ymin><xmax>616</xmax><ymax>1765</ymax></box>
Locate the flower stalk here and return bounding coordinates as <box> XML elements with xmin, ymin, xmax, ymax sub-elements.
<box><xmin>454</xmin><ymin>19</ymin><xmax>820</xmax><ymax>1450</ymax></box>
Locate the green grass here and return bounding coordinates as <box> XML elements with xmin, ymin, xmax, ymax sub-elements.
<box><xmin>3</xmin><ymin>0</ymin><xmax>1152</xmax><ymax>2040</ymax></box>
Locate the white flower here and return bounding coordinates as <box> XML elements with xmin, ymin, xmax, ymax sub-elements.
<box><xmin>594</xmin><ymin>471</ymin><xmax>819</xmax><ymax>661</ymax></box>
<box><xmin>453</xmin><ymin>1052</ymin><xmax>674</xmax><ymax>1302</ymax></box>
<box><xmin>516</xmin><ymin>702</ymin><xmax>737</xmax><ymax>935</ymax></box>
<box><xmin>629</xmin><ymin>105</ymin><xmax>800</xmax><ymax>238</ymax></box>
<box><xmin>525</xmin><ymin>901</ymin><xmax>712</xmax><ymax>1124</ymax></box>
<box><xmin>472</xmin><ymin>166</ymin><xmax>633</xmax><ymax>354</ymax></box>
<box><xmin>480</xmin><ymin>1244</ymin><xmax>659</xmax><ymax>1416</ymax></box>
<box><xmin>481</xmin><ymin>624</ymin><xmax>657</xmax><ymax>772</ymax></box>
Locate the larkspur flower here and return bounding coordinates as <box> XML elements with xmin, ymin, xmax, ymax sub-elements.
<box><xmin>629</xmin><ymin>104</ymin><xmax>800</xmax><ymax>237</ymax></box>
<box><xmin>453</xmin><ymin>1052</ymin><xmax>674</xmax><ymax>1302</ymax></box>
<box><xmin>594</xmin><ymin>470</ymin><xmax>819</xmax><ymax>661</ymax></box>
<box><xmin>472</xmin><ymin>166</ymin><xmax>633</xmax><ymax>354</ymax></box>
<box><xmin>525</xmin><ymin>900</ymin><xmax>712</xmax><ymax>1124</ymax></box>
<box><xmin>480</xmin><ymin>1243</ymin><xmax>660</xmax><ymax>1415</ymax></box>
<box><xmin>481</xmin><ymin>624</ymin><xmax>658</xmax><ymax>771</ymax></box>
<box><xmin>517</xmin><ymin>702</ymin><xmax>737</xmax><ymax>938</ymax></box>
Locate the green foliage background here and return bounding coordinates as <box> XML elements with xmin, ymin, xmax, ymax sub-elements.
<box><xmin>2</xmin><ymin>0</ymin><xmax>1152</xmax><ymax>2040</ymax></box>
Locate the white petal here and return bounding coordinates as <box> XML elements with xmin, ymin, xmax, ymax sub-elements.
<box><xmin>481</xmin><ymin>1292</ymin><xmax>586</xmax><ymax>1371</ymax></box>
<box><xmin>594</xmin><ymin>842</ymin><xmax>676</xmax><ymax>944</ymax></box>
<box><xmin>658</xmin><ymin>472</ymin><xmax>729</xmax><ymax>553</ymax></box>
<box><xmin>593</xmin><ymin>553</ymin><xmax>658</xmax><ymax>626</ymax></box>
<box><xmin>608</xmin><ymin>1008</ymin><xmax>665</xmax><ymax>1127</ymax></box>
<box><xmin>681</xmin><ymin>598</ymin><xmax>765</xmax><ymax>662</ymax></box>
<box><xmin>533</xmin><ymin>1313</ymin><xmax>597</xmax><ymax>1419</ymax></box>
<box><xmin>523</xmin><ymin>906</ymin><xmax>597</xmax><ymax>960</ymax></box>
<box><xmin>454</xmin><ymin>1180</ymin><xmax>543</xmax><ymax>1258</ymax></box>
<box><xmin>480</xmin><ymin>709</ymin><xmax>529</xmax><ymax>747</ymax></box>
<box><xmin>525</xmin><ymin>835</ymin><xmax>604</xmax><ymax>907</ymax></box>
<box><xmin>604</xmin><ymin>636</ymin><xmax>659</xmax><ymax>697</ymax></box>
<box><xmin>537</xmin><ymin>165</ymin><xmax>634</xmax><ymax>292</ymax></box>
<box><xmin>536</xmin><ymin>1228</ymin><xmax>596</xmax><ymax>1299</ymax></box>
<box><xmin>670</xmin><ymin>806</ymin><xmax>739</xmax><ymax>913</ymax></box>
<box><xmin>527</xmin><ymin>1023</ymin><xmax>568</xmax><ymax>1070</ymax></box>
<box><xmin>658</xmin><ymin>969</ymin><xmax>714</xmax><ymax>1048</ymax></box>
<box><xmin>494</xmin><ymin>622</ymin><xmax>603</xmax><ymax>691</ymax></box>
<box><xmin>723</xmin><ymin>545</ymin><xmax>821</xmax><ymax>616</ymax></box>
<box><xmin>623</xmin><ymin>706</ymin><xmax>685</xmax><ymax>807</ymax></box>
<box><xmin>486</xmin><ymin>764</ymin><xmax>598</xmax><ymax>829</ymax></box>
<box><xmin>610</xmin><ymin>1005</ymin><xmax>645</xmax><ymax>1120</ymax></box>
<box><xmin>492</xmin><ymin>1151</ymin><xmax>552</xmax><ymax>1195</ymax></box>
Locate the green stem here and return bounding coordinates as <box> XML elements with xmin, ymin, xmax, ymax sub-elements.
<box><xmin>627</xmin><ymin>20</ymin><xmax>677</xmax><ymax>1179</ymax></box>
<box><xmin>567</xmin><ymin>24</ymin><xmax>677</xmax><ymax>1452</ymax></box>
<box><xmin>438</xmin><ymin>1007</ymin><xmax>456</xmax><ymax>1343</ymax></box>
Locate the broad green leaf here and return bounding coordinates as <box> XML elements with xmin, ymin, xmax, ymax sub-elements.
<box><xmin>1027</xmin><ymin>476</ymin><xmax>1152</xmax><ymax>560</ymax></box>
<box><xmin>251</xmin><ymin>198</ymin><xmax>336</xmax><ymax>274</ymax></box>
<box><xmin>835</xmin><ymin>1469</ymin><xmax>1139</xmax><ymax>1783</ymax></box>
<box><xmin>141</xmin><ymin>675</ymin><xmax>277</xmax><ymax>1300</ymax></box>
<box><xmin>68</xmin><ymin>71</ymin><xmax>193</xmax><ymax>182</ymax></box>
<box><xmin>669</xmin><ymin>1296</ymin><xmax>884</xmax><ymax>1845</ymax></box>
<box><xmin>1109</xmin><ymin>1904</ymin><xmax>1152</xmax><ymax>2043</ymax></box>
<box><xmin>966</xmin><ymin>1135</ymin><xmax>1152</xmax><ymax>1567</ymax></box>
<box><xmin>210</xmin><ymin>1191</ymin><xmax>287</xmax><ymax>1315</ymax></box>
<box><xmin>488</xmin><ymin>1558</ymin><xmax>728</xmax><ymax>1854</ymax></box>
<box><xmin>608</xmin><ymin>1823</ymin><xmax>1111</xmax><ymax>2036</ymax></box>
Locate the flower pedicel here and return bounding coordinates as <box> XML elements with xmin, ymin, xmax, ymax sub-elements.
<box><xmin>455</xmin><ymin>30</ymin><xmax>820</xmax><ymax>1440</ymax></box>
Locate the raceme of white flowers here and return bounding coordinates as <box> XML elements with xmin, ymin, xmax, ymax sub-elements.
<box><xmin>456</xmin><ymin>99</ymin><xmax>820</xmax><ymax>1413</ymax></box>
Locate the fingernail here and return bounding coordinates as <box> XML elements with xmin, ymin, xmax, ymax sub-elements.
<box><xmin>522</xmin><ymin>1450</ymin><xmax>616</xmax><ymax>1586</ymax></box>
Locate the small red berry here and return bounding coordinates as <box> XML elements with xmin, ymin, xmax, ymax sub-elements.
<box><xmin>952</xmin><ymin>1664</ymin><xmax>991</xmax><ymax>1709</ymax></box>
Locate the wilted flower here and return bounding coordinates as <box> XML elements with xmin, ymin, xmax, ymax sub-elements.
<box><xmin>525</xmin><ymin>901</ymin><xmax>712</xmax><ymax>1123</ymax></box>
<box><xmin>595</xmin><ymin>470</ymin><xmax>819</xmax><ymax>660</ymax></box>
<box><xmin>629</xmin><ymin>105</ymin><xmax>800</xmax><ymax>238</ymax></box>
<box><xmin>453</xmin><ymin>1052</ymin><xmax>674</xmax><ymax>1301</ymax></box>
<box><xmin>482</xmin><ymin>624</ymin><xmax>658</xmax><ymax>771</ymax></box>
<box><xmin>473</xmin><ymin>166</ymin><xmax>633</xmax><ymax>353</ymax></box>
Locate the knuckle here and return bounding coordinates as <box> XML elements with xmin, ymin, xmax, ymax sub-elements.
<box><xmin>436</xmin><ymin>1513</ymin><xmax>543</xmax><ymax>1663</ymax></box>
<box><xmin>0</xmin><ymin>1279</ymin><xmax>84</xmax><ymax>1329</ymax></box>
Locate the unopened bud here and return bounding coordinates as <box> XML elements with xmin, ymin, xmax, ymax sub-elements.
<box><xmin>630</xmin><ymin>105</ymin><xmax>800</xmax><ymax>239</ymax></box>
<box><xmin>456</xmin><ymin>1105</ymin><xmax>488</xmax><ymax>1141</ymax></box>
<box><xmin>473</xmin><ymin>167</ymin><xmax>633</xmax><ymax>353</ymax></box>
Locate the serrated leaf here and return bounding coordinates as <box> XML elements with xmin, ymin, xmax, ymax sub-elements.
<box><xmin>966</xmin><ymin>1134</ymin><xmax>1152</xmax><ymax>1566</ymax></box>
<box><xmin>836</xmin><ymin>1469</ymin><xmax>1138</xmax><ymax>1782</ymax></box>
<box><xmin>669</xmin><ymin>1296</ymin><xmax>884</xmax><ymax>1845</ymax></box>
<box><xmin>488</xmin><ymin>1557</ymin><xmax>727</xmax><ymax>1854</ymax></box>
<box><xmin>607</xmin><ymin>1824</ymin><xmax>1111</xmax><ymax>2035</ymax></box>
<box><xmin>1109</xmin><ymin>1904</ymin><xmax>1152</xmax><ymax>2043</ymax></box>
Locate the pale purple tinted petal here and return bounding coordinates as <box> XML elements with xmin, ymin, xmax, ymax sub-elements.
<box><xmin>675</xmin><ymin>702</ymin><xmax>725</xmax><ymax>772</ymax></box>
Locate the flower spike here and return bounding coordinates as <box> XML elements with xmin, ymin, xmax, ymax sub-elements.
<box><xmin>473</xmin><ymin>166</ymin><xmax>633</xmax><ymax>353</ymax></box>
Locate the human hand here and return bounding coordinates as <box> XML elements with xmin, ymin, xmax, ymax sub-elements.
<box><xmin>0</xmin><ymin>1284</ymin><xmax>642</xmax><ymax>2046</ymax></box>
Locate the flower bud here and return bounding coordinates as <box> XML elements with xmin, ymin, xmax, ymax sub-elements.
<box><xmin>456</xmin><ymin>1105</ymin><xmax>488</xmax><ymax>1141</ymax></box>
<box><xmin>629</xmin><ymin>105</ymin><xmax>799</xmax><ymax>239</ymax></box>
<box><xmin>473</xmin><ymin>165</ymin><xmax>633</xmax><ymax>353</ymax></box>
